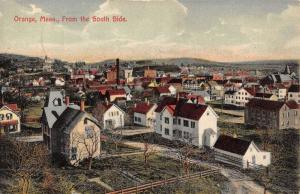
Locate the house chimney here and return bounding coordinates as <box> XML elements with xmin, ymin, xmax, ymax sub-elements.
<box><xmin>65</xmin><ymin>96</ymin><xmax>70</xmax><ymax>106</ymax></box>
<box><xmin>145</xmin><ymin>98</ymin><xmax>147</xmax><ymax>102</ymax></box>
<box><xmin>116</xmin><ymin>58</ymin><xmax>120</xmax><ymax>85</ymax></box>
<box><xmin>134</xmin><ymin>103</ymin><xmax>137</xmax><ymax>108</ymax></box>
<box><xmin>105</xmin><ymin>98</ymin><xmax>109</xmax><ymax>105</ymax></box>
<box><xmin>80</xmin><ymin>99</ymin><xmax>85</xmax><ymax>111</ymax></box>
<box><xmin>176</xmin><ymin>93</ymin><xmax>179</xmax><ymax>101</ymax></box>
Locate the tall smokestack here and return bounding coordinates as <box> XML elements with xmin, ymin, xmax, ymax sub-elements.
<box><xmin>80</xmin><ymin>99</ymin><xmax>85</xmax><ymax>111</ymax></box>
<box><xmin>116</xmin><ymin>58</ymin><xmax>120</xmax><ymax>85</ymax></box>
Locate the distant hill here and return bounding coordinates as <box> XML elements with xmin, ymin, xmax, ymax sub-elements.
<box><xmin>0</xmin><ymin>53</ymin><xmax>298</xmax><ymax>75</ymax></box>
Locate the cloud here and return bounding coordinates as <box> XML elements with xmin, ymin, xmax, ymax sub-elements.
<box><xmin>24</xmin><ymin>4</ymin><xmax>43</xmax><ymax>15</ymax></box>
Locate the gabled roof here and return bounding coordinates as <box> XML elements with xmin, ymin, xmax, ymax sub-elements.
<box><xmin>214</xmin><ymin>135</ymin><xmax>251</xmax><ymax>156</ymax></box>
<box><xmin>288</xmin><ymin>85</ymin><xmax>300</xmax><ymax>93</ymax></box>
<box><xmin>156</xmin><ymin>86</ymin><xmax>170</xmax><ymax>94</ymax></box>
<box><xmin>286</xmin><ymin>100</ymin><xmax>299</xmax><ymax>109</ymax></box>
<box><xmin>155</xmin><ymin>97</ymin><xmax>187</xmax><ymax>113</ymax></box>
<box><xmin>52</xmin><ymin>107</ymin><xmax>83</xmax><ymax>132</ymax></box>
<box><xmin>173</xmin><ymin>103</ymin><xmax>208</xmax><ymax>120</ymax></box>
<box><xmin>156</xmin><ymin>97</ymin><xmax>209</xmax><ymax>120</ymax></box>
<box><xmin>254</xmin><ymin>93</ymin><xmax>274</xmax><ymax>98</ymax></box>
<box><xmin>133</xmin><ymin>102</ymin><xmax>155</xmax><ymax>114</ymax></box>
<box><xmin>101</xmin><ymin>103</ymin><xmax>125</xmax><ymax>114</ymax></box>
<box><xmin>243</xmin><ymin>88</ymin><xmax>256</xmax><ymax>96</ymax></box>
<box><xmin>246</xmin><ymin>98</ymin><xmax>285</xmax><ymax>110</ymax></box>
<box><xmin>1</xmin><ymin>104</ymin><xmax>20</xmax><ymax>112</ymax></box>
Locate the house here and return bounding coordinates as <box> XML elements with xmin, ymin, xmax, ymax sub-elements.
<box><xmin>154</xmin><ymin>97</ymin><xmax>219</xmax><ymax>148</ymax></box>
<box><xmin>51</xmin><ymin>101</ymin><xmax>101</xmax><ymax>164</ymax></box>
<box><xmin>214</xmin><ymin>135</ymin><xmax>271</xmax><ymax>169</ymax></box>
<box><xmin>123</xmin><ymin>86</ymin><xmax>132</xmax><ymax>101</ymax></box>
<box><xmin>55</xmin><ymin>77</ymin><xmax>65</xmax><ymax>86</ymax></box>
<box><xmin>254</xmin><ymin>93</ymin><xmax>278</xmax><ymax>101</ymax></box>
<box><xmin>0</xmin><ymin>104</ymin><xmax>21</xmax><ymax>134</ymax></box>
<box><xmin>287</xmin><ymin>84</ymin><xmax>300</xmax><ymax>104</ymax></box>
<box><xmin>264</xmin><ymin>84</ymin><xmax>287</xmax><ymax>99</ymax></box>
<box><xmin>93</xmin><ymin>102</ymin><xmax>125</xmax><ymax>129</ymax></box>
<box><xmin>260</xmin><ymin>65</ymin><xmax>296</xmax><ymax>87</ymax></box>
<box><xmin>42</xmin><ymin>90</ymin><xmax>79</xmax><ymax>152</ymax></box>
<box><xmin>224</xmin><ymin>87</ymin><xmax>256</xmax><ymax>107</ymax></box>
<box><xmin>245</xmin><ymin>99</ymin><xmax>300</xmax><ymax>129</ymax></box>
<box><xmin>208</xmin><ymin>80</ymin><xmax>224</xmax><ymax>100</ymax></box>
<box><xmin>193</xmin><ymin>91</ymin><xmax>211</xmax><ymax>102</ymax></box>
<box><xmin>124</xmin><ymin>68</ymin><xmax>134</xmax><ymax>83</ymax></box>
<box><xmin>155</xmin><ymin>86</ymin><xmax>171</xmax><ymax>97</ymax></box>
<box><xmin>106</xmin><ymin>89</ymin><xmax>126</xmax><ymax>102</ymax></box>
<box><xmin>144</xmin><ymin>67</ymin><xmax>157</xmax><ymax>78</ymax></box>
<box><xmin>167</xmin><ymin>85</ymin><xmax>177</xmax><ymax>95</ymax></box>
<box><xmin>133</xmin><ymin>101</ymin><xmax>157</xmax><ymax>127</ymax></box>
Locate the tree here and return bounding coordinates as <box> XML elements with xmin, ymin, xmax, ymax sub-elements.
<box><xmin>173</xmin><ymin>133</ymin><xmax>196</xmax><ymax>176</ymax></box>
<box><xmin>3</xmin><ymin>138</ymin><xmax>49</xmax><ymax>194</ymax></box>
<box><xmin>142</xmin><ymin>140</ymin><xmax>156</xmax><ymax>168</ymax></box>
<box><xmin>72</xmin><ymin>126</ymin><xmax>101</xmax><ymax>170</ymax></box>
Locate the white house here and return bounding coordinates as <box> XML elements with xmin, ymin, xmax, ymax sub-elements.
<box><xmin>101</xmin><ymin>103</ymin><xmax>125</xmax><ymax>129</ymax></box>
<box><xmin>168</xmin><ymin>85</ymin><xmax>177</xmax><ymax>95</ymax></box>
<box><xmin>224</xmin><ymin>87</ymin><xmax>256</xmax><ymax>107</ymax></box>
<box><xmin>55</xmin><ymin>78</ymin><xmax>65</xmax><ymax>86</ymax></box>
<box><xmin>133</xmin><ymin>102</ymin><xmax>157</xmax><ymax>127</ymax></box>
<box><xmin>214</xmin><ymin>135</ymin><xmax>271</xmax><ymax>169</ymax></box>
<box><xmin>288</xmin><ymin>84</ymin><xmax>300</xmax><ymax>104</ymax></box>
<box><xmin>154</xmin><ymin>97</ymin><xmax>218</xmax><ymax>148</ymax></box>
<box><xmin>0</xmin><ymin>104</ymin><xmax>21</xmax><ymax>134</ymax></box>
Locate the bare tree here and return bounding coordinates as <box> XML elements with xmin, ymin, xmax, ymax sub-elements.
<box><xmin>143</xmin><ymin>140</ymin><xmax>156</xmax><ymax>168</ymax></box>
<box><xmin>173</xmin><ymin>132</ymin><xmax>196</xmax><ymax>176</ymax></box>
<box><xmin>4</xmin><ymin>138</ymin><xmax>49</xmax><ymax>194</ymax></box>
<box><xmin>72</xmin><ymin>126</ymin><xmax>101</xmax><ymax>170</ymax></box>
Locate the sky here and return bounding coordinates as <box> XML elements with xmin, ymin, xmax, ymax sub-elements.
<box><xmin>0</xmin><ymin>0</ymin><xmax>300</xmax><ymax>62</ymax></box>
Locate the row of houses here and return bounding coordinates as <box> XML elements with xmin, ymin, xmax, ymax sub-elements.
<box><xmin>224</xmin><ymin>84</ymin><xmax>300</xmax><ymax>107</ymax></box>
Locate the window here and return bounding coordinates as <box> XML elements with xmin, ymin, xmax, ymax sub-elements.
<box><xmin>178</xmin><ymin>119</ymin><xmax>181</xmax><ymax>125</ymax></box>
<box><xmin>0</xmin><ymin>114</ymin><xmax>4</xmax><ymax>121</ymax></box>
<box><xmin>207</xmin><ymin>112</ymin><xmax>210</xmax><ymax>116</ymax></box>
<box><xmin>191</xmin><ymin>121</ymin><xmax>195</xmax><ymax>128</ymax></box>
<box><xmin>263</xmin><ymin>155</ymin><xmax>266</xmax><ymax>160</ymax></box>
<box><xmin>165</xmin><ymin>117</ymin><xmax>169</xmax><ymax>124</ymax></box>
<box><xmin>165</xmin><ymin>128</ymin><xmax>169</xmax><ymax>135</ymax></box>
<box><xmin>160</xmin><ymin>114</ymin><xmax>162</xmax><ymax>120</ymax></box>
<box><xmin>138</xmin><ymin>117</ymin><xmax>141</xmax><ymax>122</ymax></box>
<box><xmin>71</xmin><ymin>147</ymin><xmax>77</xmax><ymax>160</ymax></box>
<box><xmin>85</xmin><ymin>126</ymin><xmax>94</xmax><ymax>138</ymax></box>
<box><xmin>183</xmin><ymin>120</ymin><xmax>189</xmax><ymax>127</ymax></box>
<box><xmin>184</xmin><ymin>132</ymin><xmax>189</xmax><ymax>139</ymax></box>
<box><xmin>134</xmin><ymin>117</ymin><xmax>137</xmax><ymax>121</ymax></box>
<box><xmin>160</xmin><ymin>125</ymin><xmax>162</xmax><ymax>131</ymax></box>
<box><xmin>173</xmin><ymin>118</ymin><xmax>177</xmax><ymax>125</ymax></box>
<box><xmin>6</xmin><ymin>113</ymin><xmax>13</xmax><ymax>120</ymax></box>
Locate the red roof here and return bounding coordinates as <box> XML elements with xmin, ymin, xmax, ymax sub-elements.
<box><xmin>286</xmin><ymin>100</ymin><xmax>299</xmax><ymax>109</ymax></box>
<box><xmin>244</xmin><ymin>88</ymin><xmax>256</xmax><ymax>96</ymax></box>
<box><xmin>3</xmin><ymin>104</ymin><xmax>20</xmax><ymax>112</ymax></box>
<box><xmin>133</xmin><ymin>102</ymin><xmax>155</xmax><ymax>114</ymax></box>
<box><xmin>156</xmin><ymin>87</ymin><xmax>170</xmax><ymax>94</ymax></box>
<box><xmin>107</xmin><ymin>89</ymin><xmax>126</xmax><ymax>96</ymax></box>
<box><xmin>155</xmin><ymin>97</ymin><xmax>208</xmax><ymax>120</ymax></box>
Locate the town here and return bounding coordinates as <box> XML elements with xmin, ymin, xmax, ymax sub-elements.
<box><xmin>0</xmin><ymin>54</ymin><xmax>299</xmax><ymax>194</ymax></box>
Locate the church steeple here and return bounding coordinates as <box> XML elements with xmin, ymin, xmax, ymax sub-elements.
<box><xmin>283</xmin><ymin>64</ymin><xmax>291</xmax><ymax>75</ymax></box>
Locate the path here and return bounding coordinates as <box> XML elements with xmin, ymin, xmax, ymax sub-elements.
<box><xmin>122</xmin><ymin>140</ymin><xmax>272</xmax><ymax>194</ymax></box>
